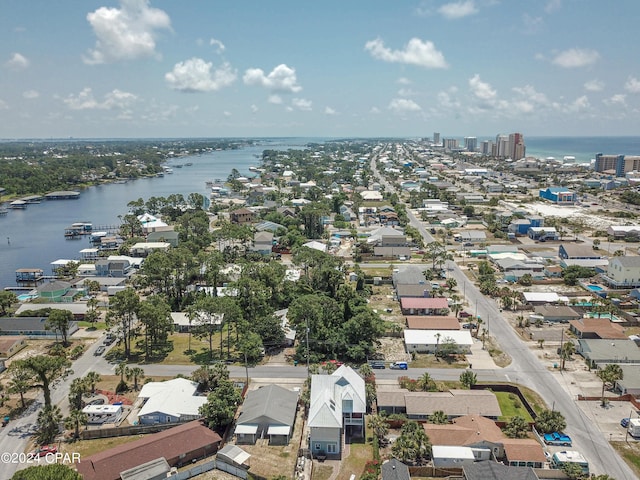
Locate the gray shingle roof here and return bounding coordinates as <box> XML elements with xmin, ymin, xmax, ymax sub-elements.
<box><xmin>237</xmin><ymin>385</ymin><xmax>298</xmax><ymax>427</ymax></box>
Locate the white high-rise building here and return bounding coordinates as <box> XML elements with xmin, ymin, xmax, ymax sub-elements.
<box><xmin>433</xmin><ymin>132</ymin><xmax>441</xmax><ymax>145</ymax></box>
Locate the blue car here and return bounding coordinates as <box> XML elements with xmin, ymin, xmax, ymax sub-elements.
<box><xmin>621</xmin><ymin>418</ymin><xmax>630</xmax><ymax>428</ymax></box>
<box><xmin>543</xmin><ymin>432</ymin><xmax>572</xmax><ymax>446</ymax></box>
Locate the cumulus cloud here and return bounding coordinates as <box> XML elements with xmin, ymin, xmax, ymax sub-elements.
<box><xmin>584</xmin><ymin>79</ymin><xmax>604</xmax><ymax>92</ymax></box>
<box><xmin>552</xmin><ymin>48</ymin><xmax>599</xmax><ymax>68</ymax></box>
<box><xmin>165</xmin><ymin>58</ymin><xmax>236</xmax><ymax>92</ymax></box>
<box><xmin>625</xmin><ymin>76</ymin><xmax>640</xmax><ymax>93</ymax></box>
<box><xmin>512</xmin><ymin>85</ymin><xmax>548</xmax><ymax>106</ymax></box>
<box><xmin>84</xmin><ymin>0</ymin><xmax>171</xmax><ymax>64</ymax></box>
<box><xmin>364</xmin><ymin>37</ymin><xmax>448</xmax><ymax>69</ymax></box>
<box><xmin>291</xmin><ymin>98</ymin><xmax>312</xmax><ymax>111</ymax></box>
<box><xmin>388</xmin><ymin>98</ymin><xmax>422</xmax><ymax>113</ymax></box>
<box><xmin>6</xmin><ymin>52</ymin><xmax>29</xmax><ymax>70</ymax></box>
<box><xmin>324</xmin><ymin>107</ymin><xmax>337</xmax><ymax>115</ymax></box>
<box><xmin>23</xmin><ymin>90</ymin><xmax>39</xmax><ymax>99</ymax></box>
<box><xmin>243</xmin><ymin>64</ymin><xmax>302</xmax><ymax>93</ymax></box>
<box><xmin>63</xmin><ymin>88</ymin><xmax>137</xmax><ymax>110</ymax></box>
<box><xmin>268</xmin><ymin>95</ymin><xmax>283</xmax><ymax>104</ymax></box>
<box><xmin>250</xmin><ymin>104</ymin><xmax>258</xmax><ymax>113</ymax></box>
<box><xmin>437</xmin><ymin>91</ymin><xmax>461</xmax><ymax>109</ymax></box>
<box><xmin>209</xmin><ymin>38</ymin><xmax>225</xmax><ymax>53</ymax></box>
<box><xmin>566</xmin><ymin>95</ymin><xmax>590</xmax><ymax>112</ymax></box>
<box><xmin>544</xmin><ymin>0</ymin><xmax>562</xmax><ymax>13</ymax></box>
<box><xmin>397</xmin><ymin>77</ymin><xmax>412</xmax><ymax>85</ymax></box>
<box><xmin>604</xmin><ymin>94</ymin><xmax>626</xmax><ymax>106</ymax></box>
<box><xmin>469</xmin><ymin>74</ymin><xmax>497</xmax><ymax>100</ymax></box>
<box><xmin>438</xmin><ymin>1</ymin><xmax>478</xmax><ymax>19</ymax></box>
<box><xmin>370</xmin><ymin>106</ymin><xmax>381</xmax><ymax>114</ymax></box>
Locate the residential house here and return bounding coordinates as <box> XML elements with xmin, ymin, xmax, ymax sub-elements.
<box><xmin>361</xmin><ymin>190</ymin><xmax>383</xmax><ymax>201</ymax></box>
<box><xmin>405</xmin><ymin>316</ymin><xmax>460</xmax><ymax>330</ymax></box>
<box><xmin>129</xmin><ymin>242</ymin><xmax>171</xmax><ymax>258</ymax></box>
<box><xmin>37</xmin><ymin>281</ymin><xmax>77</xmax><ymax>303</ymax></box>
<box><xmin>521</xmin><ymin>292</ymin><xmax>566</xmax><ymax>305</ymax></box>
<box><xmin>230</xmin><ymin>208</ymin><xmax>256</xmax><ymax>225</ymax></box>
<box><xmin>607</xmin><ymin>225</ymin><xmax>640</xmax><ymax>239</ymax></box>
<box><xmin>559</xmin><ymin>244</ymin><xmax>603</xmax><ymax>260</ymax></box>
<box><xmin>234</xmin><ymin>385</ymin><xmax>298</xmax><ymax>445</ymax></box>
<box><xmin>308</xmin><ymin>365</ymin><xmax>366</xmax><ymax>459</ymax></box>
<box><xmin>403</xmin><ymin>330</ymin><xmax>473</xmax><ymax>354</ymax></box>
<box><xmin>381</xmin><ymin>458</ymin><xmax>410</xmax><ymax>480</ymax></box>
<box><xmin>460</xmin><ymin>230</ymin><xmax>487</xmax><ymax>244</ymax></box>
<box><xmin>614</xmin><ymin>365</ymin><xmax>640</xmax><ymax>396</ymax></box>
<box><xmin>75</xmin><ymin>421</ymin><xmax>222</xmax><ymax>480</ymax></box>
<box><xmin>395</xmin><ymin>284</ymin><xmax>432</xmax><ymax>299</ymax></box>
<box><xmin>137</xmin><ymin>378</ymin><xmax>208</xmax><ymax>425</ymax></box>
<box><xmin>400</xmin><ymin>297</ymin><xmax>449</xmax><ymax>315</ymax></box>
<box><xmin>0</xmin><ymin>317</ymin><xmax>79</xmax><ymax>338</ymax></box>
<box><xmin>15</xmin><ymin>301</ymin><xmax>89</xmax><ymax>319</ymax></box>
<box><xmin>392</xmin><ymin>265</ymin><xmax>428</xmax><ymax>289</ymax></box>
<box><xmin>602</xmin><ymin>256</ymin><xmax>640</xmax><ymax>289</ymax></box>
<box><xmin>527</xmin><ymin>227</ymin><xmax>558</xmax><ymax>241</ymax></box>
<box><xmin>373</xmin><ymin>246</ymin><xmax>412</xmax><ymax>259</ymax></box>
<box><xmin>252</xmin><ymin>231</ymin><xmax>274</xmax><ymax>255</ymax></box>
<box><xmin>0</xmin><ymin>336</ymin><xmax>26</xmax><ymax>358</ymax></box>
<box><xmin>577</xmin><ymin>339</ymin><xmax>640</xmax><ymax>368</ymax></box>
<box><xmin>377</xmin><ymin>390</ymin><xmax>501</xmax><ymax>420</ymax></box>
<box><xmin>532</xmin><ymin>305</ymin><xmax>581</xmax><ymax>323</ymax></box>
<box><xmin>147</xmin><ymin>230</ymin><xmax>179</xmax><ymax>247</ymax></box>
<box><xmin>569</xmin><ymin>318</ymin><xmax>627</xmax><ymax>339</ymax></box>
<box><xmin>462</xmin><ymin>462</ymin><xmax>539</xmax><ymax>480</ymax></box>
<box><xmin>95</xmin><ymin>258</ymin><xmax>132</xmax><ymax>277</ymax></box>
<box><xmin>539</xmin><ymin>187</ymin><xmax>576</xmax><ymax>204</ymax></box>
<box><xmin>426</xmin><ymin>415</ymin><xmax>545</xmax><ymax>468</ymax></box>
<box><xmin>432</xmin><ymin>446</ymin><xmax>476</xmax><ymax>468</ymax></box>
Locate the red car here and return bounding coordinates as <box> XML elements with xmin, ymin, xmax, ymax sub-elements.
<box><xmin>37</xmin><ymin>445</ymin><xmax>57</xmax><ymax>457</ymax></box>
<box><xmin>459</xmin><ymin>311</ymin><xmax>471</xmax><ymax>318</ymax></box>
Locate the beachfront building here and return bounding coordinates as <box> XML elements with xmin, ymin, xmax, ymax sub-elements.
<box><xmin>595</xmin><ymin>153</ymin><xmax>640</xmax><ymax>177</ymax></box>
<box><xmin>539</xmin><ymin>187</ymin><xmax>576</xmax><ymax>205</ymax></box>
<box><xmin>601</xmin><ymin>255</ymin><xmax>640</xmax><ymax>289</ymax></box>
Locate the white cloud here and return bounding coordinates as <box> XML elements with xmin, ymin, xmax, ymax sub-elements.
<box><xmin>364</xmin><ymin>37</ymin><xmax>448</xmax><ymax>69</ymax></box>
<box><xmin>544</xmin><ymin>0</ymin><xmax>562</xmax><ymax>13</ymax></box>
<box><xmin>324</xmin><ymin>106</ymin><xmax>337</xmax><ymax>115</ymax></box>
<box><xmin>23</xmin><ymin>90</ymin><xmax>39</xmax><ymax>99</ymax></box>
<box><xmin>243</xmin><ymin>64</ymin><xmax>302</xmax><ymax>93</ymax></box>
<box><xmin>6</xmin><ymin>53</ymin><xmax>29</xmax><ymax>70</ymax></box>
<box><xmin>370</xmin><ymin>107</ymin><xmax>381</xmax><ymax>114</ymax></box>
<box><xmin>438</xmin><ymin>1</ymin><xmax>478</xmax><ymax>19</ymax></box>
<box><xmin>223</xmin><ymin>111</ymin><xmax>231</xmax><ymax>117</ymax></box>
<box><xmin>469</xmin><ymin>74</ymin><xmax>497</xmax><ymax>100</ymax></box>
<box><xmin>398</xmin><ymin>88</ymin><xmax>417</xmax><ymax>97</ymax></box>
<box><xmin>566</xmin><ymin>95</ymin><xmax>590</xmax><ymax>112</ymax></box>
<box><xmin>437</xmin><ymin>91</ymin><xmax>460</xmax><ymax>109</ymax></box>
<box><xmin>604</xmin><ymin>94</ymin><xmax>626</xmax><ymax>106</ymax></box>
<box><xmin>84</xmin><ymin>0</ymin><xmax>171</xmax><ymax>64</ymax></box>
<box><xmin>552</xmin><ymin>48</ymin><xmax>599</xmax><ymax>68</ymax></box>
<box><xmin>512</xmin><ymin>85</ymin><xmax>548</xmax><ymax>105</ymax></box>
<box><xmin>165</xmin><ymin>58</ymin><xmax>236</xmax><ymax>92</ymax></box>
<box><xmin>250</xmin><ymin>104</ymin><xmax>258</xmax><ymax>113</ymax></box>
<box><xmin>63</xmin><ymin>88</ymin><xmax>137</xmax><ymax>110</ymax></box>
<box><xmin>584</xmin><ymin>79</ymin><xmax>604</xmax><ymax>92</ymax></box>
<box><xmin>268</xmin><ymin>95</ymin><xmax>283</xmax><ymax>104</ymax></box>
<box><xmin>397</xmin><ymin>77</ymin><xmax>412</xmax><ymax>85</ymax></box>
<box><xmin>209</xmin><ymin>38</ymin><xmax>225</xmax><ymax>53</ymax></box>
<box><xmin>625</xmin><ymin>76</ymin><xmax>640</xmax><ymax>93</ymax></box>
<box><xmin>292</xmin><ymin>98</ymin><xmax>312</xmax><ymax>111</ymax></box>
<box><xmin>388</xmin><ymin>98</ymin><xmax>422</xmax><ymax>113</ymax></box>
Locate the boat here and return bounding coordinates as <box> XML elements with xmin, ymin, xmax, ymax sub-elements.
<box><xmin>249</xmin><ymin>166</ymin><xmax>260</xmax><ymax>172</ymax></box>
<box><xmin>9</xmin><ymin>200</ymin><xmax>27</xmax><ymax>209</ymax></box>
<box><xmin>185</xmin><ymin>162</ymin><xmax>193</xmax><ymax>166</ymax></box>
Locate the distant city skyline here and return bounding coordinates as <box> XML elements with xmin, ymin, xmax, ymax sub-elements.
<box><xmin>2</xmin><ymin>1</ymin><xmax>640</xmax><ymax>138</ymax></box>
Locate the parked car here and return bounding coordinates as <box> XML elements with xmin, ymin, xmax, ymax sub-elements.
<box><xmin>389</xmin><ymin>361</ymin><xmax>408</xmax><ymax>370</ymax></box>
<box><xmin>463</xmin><ymin>242</ymin><xmax>473</xmax><ymax>247</ymax></box>
<box><xmin>462</xmin><ymin>323</ymin><xmax>475</xmax><ymax>329</ymax></box>
<box><xmin>94</xmin><ymin>345</ymin><xmax>106</xmax><ymax>356</ymax></box>
<box><xmin>543</xmin><ymin>432</ymin><xmax>572</xmax><ymax>446</ymax></box>
<box><xmin>369</xmin><ymin>361</ymin><xmax>386</xmax><ymax>369</ymax></box>
<box><xmin>36</xmin><ymin>445</ymin><xmax>57</xmax><ymax>457</ymax></box>
<box><xmin>621</xmin><ymin>418</ymin><xmax>630</xmax><ymax>428</ymax></box>
<box><xmin>459</xmin><ymin>311</ymin><xmax>471</xmax><ymax>318</ymax></box>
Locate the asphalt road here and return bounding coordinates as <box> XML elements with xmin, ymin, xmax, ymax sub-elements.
<box><xmin>376</xmin><ymin>152</ymin><xmax>637</xmax><ymax>479</ymax></box>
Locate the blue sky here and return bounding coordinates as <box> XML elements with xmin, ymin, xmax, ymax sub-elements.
<box><xmin>1</xmin><ymin>0</ymin><xmax>640</xmax><ymax>138</ymax></box>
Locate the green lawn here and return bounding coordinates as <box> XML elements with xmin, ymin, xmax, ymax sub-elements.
<box><xmin>612</xmin><ymin>441</ymin><xmax>640</xmax><ymax>479</ymax></box>
<box><xmin>77</xmin><ymin>321</ymin><xmax>108</xmax><ymax>329</ymax></box>
<box><xmin>494</xmin><ymin>391</ymin><xmax>534</xmax><ymax>422</ymax></box>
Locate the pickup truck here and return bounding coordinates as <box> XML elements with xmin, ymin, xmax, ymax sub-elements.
<box><xmin>543</xmin><ymin>432</ymin><xmax>572</xmax><ymax>446</ymax></box>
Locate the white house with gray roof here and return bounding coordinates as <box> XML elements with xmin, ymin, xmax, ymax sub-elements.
<box><xmin>308</xmin><ymin>365</ymin><xmax>366</xmax><ymax>459</ymax></box>
<box><xmin>602</xmin><ymin>255</ymin><xmax>640</xmax><ymax>288</ymax></box>
<box><xmin>235</xmin><ymin>385</ymin><xmax>298</xmax><ymax>445</ymax></box>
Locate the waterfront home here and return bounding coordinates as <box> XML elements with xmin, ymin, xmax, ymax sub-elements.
<box><xmin>37</xmin><ymin>280</ymin><xmax>79</xmax><ymax>303</ymax></box>
<box><xmin>234</xmin><ymin>385</ymin><xmax>298</xmax><ymax>445</ymax></box>
<box><xmin>308</xmin><ymin>365</ymin><xmax>365</xmax><ymax>459</ymax></box>
<box><xmin>601</xmin><ymin>255</ymin><xmax>640</xmax><ymax>288</ymax></box>
<box><xmin>15</xmin><ymin>268</ymin><xmax>44</xmax><ymax>285</ymax></box>
<box><xmin>95</xmin><ymin>258</ymin><xmax>132</xmax><ymax>277</ymax></box>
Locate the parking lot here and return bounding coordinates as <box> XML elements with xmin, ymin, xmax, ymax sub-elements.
<box><xmin>576</xmin><ymin>400</ymin><xmax>640</xmax><ymax>442</ymax></box>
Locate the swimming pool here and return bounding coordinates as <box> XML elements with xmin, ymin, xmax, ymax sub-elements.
<box><xmin>17</xmin><ymin>294</ymin><xmax>38</xmax><ymax>301</ymax></box>
<box><xmin>587</xmin><ymin>284</ymin><xmax>603</xmax><ymax>292</ymax></box>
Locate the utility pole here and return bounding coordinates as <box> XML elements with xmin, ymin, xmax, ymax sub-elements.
<box><xmin>306</xmin><ymin>318</ymin><xmax>310</xmax><ymax>378</ymax></box>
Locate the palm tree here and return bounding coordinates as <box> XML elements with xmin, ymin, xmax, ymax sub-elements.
<box><xmin>84</xmin><ymin>371</ymin><xmax>101</xmax><ymax>394</ymax></box>
<box><xmin>64</xmin><ymin>409</ymin><xmax>88</xmax><ymax>439</ymax></box>
<box><xmin>560</xmin><ymin>342</ymin><xmax>575</xmax><ymax>371</ymax></box>
<box><xmin>419</xmin><ymin>372</ymin><xmax>434</xmax><ymax>392</ymax></box>
<box><xmin>428</xmin><ymin>410</ymin><xmax>448</xmax><ymax>424</ymax></box>
<box><xmin>367</xmin><ymin>414</ymin><xmax>389</xmax><ymax>442</ymax></box>
<box><xmin>597</xmin><ymin>364</ymin><xmax>623</xmax><ymax>407</ymax></box>
<box><xmin>129</xmin><ymin>367</ymin><xmax>145</xmax><ymax>390</ymax></box>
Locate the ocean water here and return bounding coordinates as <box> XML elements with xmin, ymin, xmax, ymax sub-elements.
<box><xmin>525</xmin><ymin>136</ymin><xmax>640</xmax><ymax>164</ymax></box>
